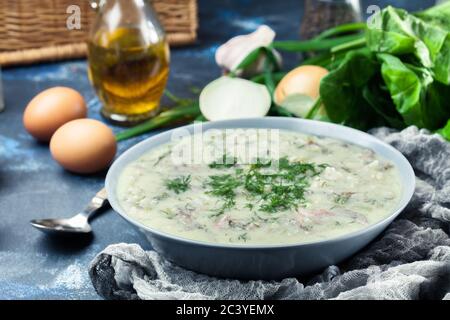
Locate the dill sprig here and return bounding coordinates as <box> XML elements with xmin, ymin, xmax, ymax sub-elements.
<box><xmin>206</xmin><ymin>174</ymin><xmax>241</xmax><ymax>216</ymax></box>
<box><xmin>334</xmin><ymin>192</ymin><xmax>353</xmax><ymax>205</ymax></box>
<box><xmin>206</xmin><ymin>157</ymin><xmax>326</xmax><ymax>215</ymax></box>
<box><xmin>165</xmin><ymin>175</ymin><xmax>191</xmax><ymax>194</ymax></box>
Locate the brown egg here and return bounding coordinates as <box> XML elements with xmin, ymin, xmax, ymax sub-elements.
<box><xmin>23</xmin><ymin>87</ymin><xmax>87</xmax><ymax>142</ymax></box>
<box><xmin>50</xmin><ymin>119</ymin><xmax>117</xmax><ymax>174</ymax></box>
<box><xmin>274</xmin><ymin>65</ymin><xmax>329</xmax><ymax>105</ymax></box>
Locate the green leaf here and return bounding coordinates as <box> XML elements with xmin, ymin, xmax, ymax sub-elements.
<box><xmin>430</xmin><ymin>35</ymin><xmax>450</xmax><ymax>85</ymax></box>
<box><xmin>320</xmin><ymin>49</ymin><xmax>381</xmax><ymax>130</ymax></box>
<box><xmin>366</xmin><ymin>29</ymin><xmax>416</xmax><ymax>55</ymax></box>
<box><xmin>367</xmin><ymin>5</ymin><xmax>450</xmax><ymax>84</ymax></box>
<box><xmin>376</xmin><ymin>52</ymin><xmax>450</xmax><ymax>131</ymax></box>
<box><xmin>416</xmin><ymin>1</ymin><xmax>450</xmax><ymax>31</ymax></box>
<box><xmin>422</xmin><ymin>80</ymin><xmax>450</xmax><ymax>130</ymax></box>
<box><xmin>366</xmin><ymin>7</ymin><xmax>430</xmax><ymax>66</ymax></box>
<box><xmin>362</xmin><ymin>78</ymin><xmax>405</xmax><ymax>130</ymax></box>
<box><xmin>378</xmin><ymin>53</ymin><xmax>424</xmax><ymax>126</ymax></box>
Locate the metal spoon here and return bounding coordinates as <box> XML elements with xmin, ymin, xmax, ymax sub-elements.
<box><xmin>30</xmin><ymin>188</ymin><xmax>108</xmax><ymax>235</ymax></box>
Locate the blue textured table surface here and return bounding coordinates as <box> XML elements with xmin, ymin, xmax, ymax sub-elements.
<box><xmin>0</xmin><ymin>0</ymin><xmax>432</xmax><ymax>299</ymax></box>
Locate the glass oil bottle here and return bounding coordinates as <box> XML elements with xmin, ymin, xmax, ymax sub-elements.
<box><xmin>87</xmin><ymin>0</ymin><xmax>170</xmax><ymax>125</ymax></box>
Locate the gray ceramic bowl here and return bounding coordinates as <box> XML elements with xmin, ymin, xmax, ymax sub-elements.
<box><xmin>105</xmin><ymin>118</ymin><xmax>415</xmax><ymax>280</ymax></box>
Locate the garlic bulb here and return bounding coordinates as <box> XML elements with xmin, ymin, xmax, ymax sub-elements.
<box><xmin>215</xmin><ymin>25</ymin><xmax>282</xmax><ymax>78</ymax></box>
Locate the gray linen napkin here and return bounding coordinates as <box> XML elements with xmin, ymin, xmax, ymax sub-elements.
<box><xmin>89</xmin><ymin>126</ymin><xmax>450</xmax><ymax>300</ymax></box>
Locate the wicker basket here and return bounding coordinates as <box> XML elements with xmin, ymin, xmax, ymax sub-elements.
<box><xmin>0</xmin><ymin>0</ymin><xmax>198</xmax><ymax>66</ymax></box>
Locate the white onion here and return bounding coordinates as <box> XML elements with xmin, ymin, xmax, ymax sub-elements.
<box><xmin>199</xmin><ymin>77</ymin><xmax>271</xmax><ymax>121</ymax></box>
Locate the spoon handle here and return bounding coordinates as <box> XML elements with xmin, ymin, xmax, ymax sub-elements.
<box><xmin>80</xmin><ymin>188</ymin><xmax>109</xmax><ymax>220</ymax></box>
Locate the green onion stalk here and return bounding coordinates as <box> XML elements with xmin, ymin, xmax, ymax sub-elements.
<box><xmin>115</xmin><ymin>102</ymin><xmax>200</xmax><ymax>142</ymax></box>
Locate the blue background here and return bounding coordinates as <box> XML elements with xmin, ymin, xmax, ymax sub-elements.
<box><xmin>0</xmin><ymin>0</ymin><xmax>435</xmax><ymax>299</ymax></box>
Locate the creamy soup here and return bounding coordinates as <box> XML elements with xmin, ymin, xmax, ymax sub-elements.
<box><xmin>117</xmin><ymin>129</ymin><xmax>402</xmax><ymax>245</ymax></box>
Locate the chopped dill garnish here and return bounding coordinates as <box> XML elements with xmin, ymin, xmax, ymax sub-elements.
<box><xmin>246</xmin><ymin>157</ymin><xmax>324</xmax><ymax>213</ymax></box>
<box><xmin>209</xmin><ymin>200</ymin><xmax>235</xmax><ymax>217</ymax></box>
<box><xmin>161</xmin><ymin>209</ymin><xmax>176</xmax><ymax>219</ymax></box>
<box><xmin>334</xmin><ymin>192</ymin><xmax>353</xmax><ymax>205</ymax></box>
<box><xmin>238</xmin><ymin>233</ymin><xmax>249</xmax><ymax>242</ymax></box>
<box><xmin>165</xmin><ymin>175</ymin><xmax>191</xmax><ymax>194</ymax></box>
<box><xmin>208</xmin><ymin>154</ymin><xmax>238</xmax><ymax>169</ymax></box>
<box><xmin>206</xmin><ymin>174</ymin><xmax>241</xmax><ymax>216</ymax></box>
<box><xmin>245</xmin><ymin>203</ymin><xmax>254</xmax><ymax>210</ymax></box>
<box><xmin>153</xmin><ymin>151</ymin><xmax>170</xmax><ymax>166</ymax></box>
<box><xmin>206</xmin><ymin>174</ymin><xmax>241</xmax><ymax>198</ymax></box>
<box><xmin>255</xmin><ymin>212</ymin><xmax>279</xmax><ymax>222</ymax></box>
<box><xmin>250</xmin><ymin>158</ymin><xmax>272</xmax><ymax>169</ymax></box>
<box><xmin>205</xmin><ymin>157</ymin><xmax>326</xmax><ymax>216</ymax></box>
<box><xmin>153</xmin><ymin>192</ymin><xmax>169</xmax><ymax>201</ymax></box>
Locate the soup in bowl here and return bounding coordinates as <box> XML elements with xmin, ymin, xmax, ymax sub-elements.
<box><xmin>106</xmin><ymin>118</ymin><xmax>414</xmax><ymax>279</ymax></box>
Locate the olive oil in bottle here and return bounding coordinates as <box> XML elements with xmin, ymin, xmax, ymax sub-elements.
<box><xmin>87</xmin><ymin>0</ymin><xmax>169</xmax><ymax>125</ymax></box>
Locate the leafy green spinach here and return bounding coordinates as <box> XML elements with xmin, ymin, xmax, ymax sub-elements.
<box><xmin>319</xmin><ymin>3</ymin><xmax>450</xmax><ymax>137</ymax></box>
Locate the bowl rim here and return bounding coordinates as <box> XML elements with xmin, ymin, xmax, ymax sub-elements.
<box><xmin>106</xmin><ymin>117</ymin><xmax>415</xmax><ymax>249</ymax></box>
